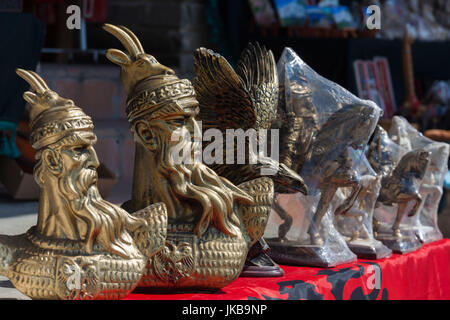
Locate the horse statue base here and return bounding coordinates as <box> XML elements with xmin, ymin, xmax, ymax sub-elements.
<box><xmin>414</xmin><ymin>225</ymin><xmax>443</xmax><ymax>244</ymax></box>
<box><xmin>265</xmin><ymin>238</ymin><xmax>357</xmax><ymax>268</ymax></box>
<box><xmin>374</xmin><ymin>223</ymin><xmax>422</xmax><ymax>254</ymax></box>
<box><xmin>345</xmin><ymin>238</ymin><xmax>392</xmax><ymax>260</ymax></box>
<box><xmin>333</xmin><ymin>199</ymin><xmax>392</xmax><ymax>259</ymax></box>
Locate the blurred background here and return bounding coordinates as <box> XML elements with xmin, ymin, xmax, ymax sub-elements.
<box><xmin>0</xmin><ymin>0</ymin><xmax>449</xmax><ymax>237</ymax></box>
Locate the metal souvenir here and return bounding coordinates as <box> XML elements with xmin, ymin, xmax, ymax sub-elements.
<box><xmin>368</xmin><ymin>125</ymin><xmax>430</xmax><ymax>253</ymax></box>
<box><xmin>104</xmin><ymin>24</ymin><xmax>275</xmax><ymax>291</ymax></box>
<box><xmin>332</xmin><ymin>154</ymin><xmax>392</xmax><ymax>259</ymax></box>
<box><xmin>389</xmin><ymin>116</ymin><xmax>449</xmax><ymax>243</ymax></box>
<box><xmin>192</xmin><ymin>43</ymin><xmax>308</xmax><ymax>277</ymax></box>
<box><xmin>264</xmin><ymin>48</ymin><xmax>381</xmax><ymax>267</ymax></box>
<box><xmin>0</xmin><ymin>69</ymin><xmax>168</xmax><ymax>300</ymax></box>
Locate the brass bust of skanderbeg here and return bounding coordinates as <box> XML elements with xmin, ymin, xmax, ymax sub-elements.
<box><xmin>0</xmin><ymin>69</ymin><xmax>168</xmax><ymax>300</ymax></box>
<box><xmin>104</xmin><ymin>24</ymin><xmax>274</xmax><ymax>291</ymax></box>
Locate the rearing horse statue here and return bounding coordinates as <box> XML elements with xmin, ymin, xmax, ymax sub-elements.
<box><xmin>276</xmin><ymin>103</ymin><xmax>380</xmax><ymax>245</ymax></box>
<box><xmin>272</xmin><ymin>48</ymin><xmax>381</xmax><ymax>246</ymax></box>
<box><xmin>367</xmin><ymin>125</ymin><xmax>431</xmax><ymax>238</ymax></box>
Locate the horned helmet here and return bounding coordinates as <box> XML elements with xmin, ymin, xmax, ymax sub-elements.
<box><xmin>103</xmin><ymin>24</ymin><xmax>175</xmax><ymax>95</ymax></box>
<box><xmin>16</xmin><ymin>69</ymin><xmax>93</xmax><ymax>150</ymax></box>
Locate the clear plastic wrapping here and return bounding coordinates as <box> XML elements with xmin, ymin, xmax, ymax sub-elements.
<box><xmin>368</xmin><ymin>122</ymin><xmax>428</xmax><ymax>253</ymax></box>
<box><xmin>389</xmin><ymin>116</ymin><xmax>449</xmax><ymax>243</ymax></box>
<box><xmin>265</xmin><ymin>48</ymin><xmax>382</xmax><ymax>267</ymax></box>
<box><xmin>333</xmin><ymin>154</ymin><xmax>392</xmax><ymax>259</ymax></box>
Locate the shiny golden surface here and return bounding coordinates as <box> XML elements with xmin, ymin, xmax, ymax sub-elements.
<box><xmin>0</xmin><ymin>70</ymin><xmax>167</xmax><ymax>299</ymax></box>
<box><xmin>104</xmin><ymin>24</ymin><xmax>274</xmax><ymax>290</ymax></box>
<box><xmin>193</xmin><ymin>43</ymin><xmax>307</xmax><ymax>195</ymax></box>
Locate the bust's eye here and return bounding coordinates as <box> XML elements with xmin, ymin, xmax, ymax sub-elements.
<box><xmin>72</xmin><ymin>146</ymin><xmax>86</xmax><ymax>154</ymax></box>
<box><xmin>171</xmin><ymin>119</ymin><xmax>185</xmax><ymax>126</ymax></box>
<box><xmin>169</xmin><ymin>117</ymin><xmax>188</xmax><ymax>126</ymax></box>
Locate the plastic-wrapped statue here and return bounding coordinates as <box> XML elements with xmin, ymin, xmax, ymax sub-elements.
<box><xmin>104</xmin><ymin>24</ymin><xmax>274</xmax><ymax>291</ymax></box>
<box><xmin>193</xmin><ymin>43</ymin><xmax>308</xmax><ymax>277</ymax></box>
<box><xmin>389</xmin><ymin>116</ymin><xmax>449</xmax><ymax>243</ymax></box>
<box><xmin>265</xmin><ymin>48</ymin><xmax>382</xmax><ymax>267</ymax></box>
<box><xmin>333</xmin><ymin>154</ymin><xmax>392</xmax><ymax>259</ymax></box>
<box><xmin>0</xmin><ymin>69</ymin><xmax>168</xmax><ymax>300</ymax></box>
<box><xmin>368</xmin><ymin>125</ymin><xmax>430</xmax><ymax>253</ymax></box>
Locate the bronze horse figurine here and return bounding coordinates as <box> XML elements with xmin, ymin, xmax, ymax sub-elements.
<box><xmin>275</xmin><ymin>103</ymin><xmax>379</xmax><ymax>245</ymax></box>
<box><xmin>367</xmin><ymin>126</ymin><xmax>431</xmax><ymax>238</ymax></box>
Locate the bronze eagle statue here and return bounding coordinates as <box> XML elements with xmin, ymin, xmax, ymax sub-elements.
<box><xmin>193</xmin><ymin>43</ymin><xmax>307</xmax><ymax>195</ymax></box>
<box><xmin>193</xmin><ymin>43</ymin><xmax>308</xmax><ymax>276</ymax></box>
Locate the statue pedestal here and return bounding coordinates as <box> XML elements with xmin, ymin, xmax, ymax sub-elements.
<box><xmin>240</xmin><ymin>256</ymin><xmax>285</xmax><ymax>277</ymax></box>
<box><xmin>346</xmin><ymin>238</ymin><xmax>392</xmax><ymax>260</ymax></box>
<box><xmin>240</xmin><ymin>239</ymin><xmax>284</xmax><ymax>277</ymax></box>
<box><xmin>374</xmin><ymin>224</ymin><xmax>422</xmax><ymax>254</ymax></box>
<box><xmin>414</xmin><ymin>225</ymin><xmax>443</xmax><ymax>244</ymax></box>
<box><xmin>265</xmin><ymin>238</ymin><xmax>357</xmax><ymax>268</ymax></box>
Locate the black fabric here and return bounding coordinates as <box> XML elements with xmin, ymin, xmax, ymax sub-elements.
<box><xmin>0</xmin><ymin>13</ymin><xmax>45</xmax><ymax>124</ymax></box>
<box><xmin>247</xmin><ymin>262</ymin><xmax>389</xmax><ymax>301</ymax></box>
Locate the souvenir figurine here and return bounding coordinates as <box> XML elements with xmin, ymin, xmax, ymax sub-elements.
<box><xmin>332</xmin><ymin>155</ymin><xmax>392</xmax><ymax>259</ymax></box>
<box><xmin>264</xmin><ymin>48</ymin><xmax>381</xmax><ymax>267</ymax></box>
<box><xmin>0</xmin><ymin>69</ymin><xmax>168</xmax><ymax>300</ymax></box>
<box><xmin>368</xmin><ymin>125</ymin><xmax>430</xmax><ymax>253</ymax></box>
<box><xmin>389</xmin><ymin>116</ymin><xmax>449</xmax><ymax>243</ymax></box>
<box><xmin>192</xmin><ymin>43</ymin><xmax>308</xmax><ymax>277</ymax></box>
<box><xmin>103</xmin><ymin>24</ymin><xmax>274</xmax><ymax>291</ymax></box>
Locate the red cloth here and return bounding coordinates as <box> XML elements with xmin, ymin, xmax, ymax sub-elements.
<box><xmin>126</xmin><ymin>238</ymin><xmax>450</xmax><ymax>300</ymax></box>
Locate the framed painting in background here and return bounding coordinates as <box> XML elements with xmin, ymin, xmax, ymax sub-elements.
<box><xmin>273</xmin><ymin>0</ymin><xmax>308</xmax><ymax>27</ymax></box>
<box><xmin>248</xmin><ymin>0</ymin><xmax>278</xmax><ymax>27</ymax></box>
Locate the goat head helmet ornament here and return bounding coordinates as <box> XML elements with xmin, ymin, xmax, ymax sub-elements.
<box><xmin>15</xmin><ymin>68</ymin><xmax>94</xmax><ymax>150</ymax></box>
<box><xmin>103</xmin><ymin>23</ymin><xmax>175</xmax><ymax>95</ymax></box>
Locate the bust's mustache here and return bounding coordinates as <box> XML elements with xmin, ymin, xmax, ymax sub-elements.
<box><xmin>168</xmin><ymin>128</ymin><xmax>202</xmax><ymax>166</ymax></box>
<box><xmin>155</xmin><ymin>132</ymin><xmax>252</xmax><ymax>237</ymax></box>
<box><xmin>58</xmin><ymin>165</ymin><xmax>143</xmax><ymax>258</ymax></box>
<box><xmin>73</xmin><ymin>167</ymin><xmax>99</xmax><ymax>196</ymax></box>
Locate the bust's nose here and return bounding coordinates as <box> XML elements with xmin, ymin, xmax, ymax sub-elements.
<box><xmin>85</xmin><ymin>146</ymin><xmax>100</xmax><ymax>169</ymax></box>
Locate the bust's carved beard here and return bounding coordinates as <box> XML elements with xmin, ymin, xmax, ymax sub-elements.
<box><xmin>155</xmin><ymin>133</ymin><xmax>253</xmax><ymax>238</ymax></box>
<box><xmin>59</xmin><ymin>168</ymin><xmax>144</xmax><ymax>259</ymax></box>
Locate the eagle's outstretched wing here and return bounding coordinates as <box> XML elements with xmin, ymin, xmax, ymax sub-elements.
<box><xmin>194</xmin><ymin>43</ymin><xmax>307</xmax><ymax>194</ymax></box>
<box><xmin>193</xmin><ymin>42</ymin><xmax>278</xmax><ymax>131</ymax></box>
<box><xmin>235</xmin><ymin>42</ymin><xmax>278</xmax><ymax>129</ymax></box>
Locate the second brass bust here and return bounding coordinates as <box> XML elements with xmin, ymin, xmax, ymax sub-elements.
<box><xmin>104</xmin><ymin>24</ymin><xmax>274</xmax><ymax>290</ymax></box>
